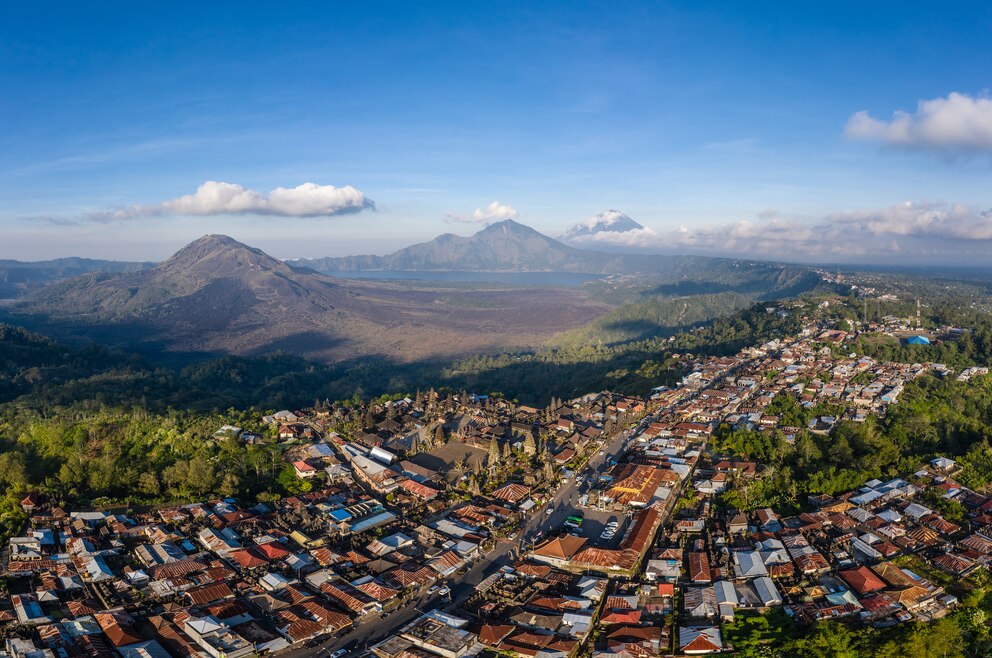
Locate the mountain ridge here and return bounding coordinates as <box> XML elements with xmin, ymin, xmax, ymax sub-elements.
<box><xmin>0</xmin><ymin>256</ymin><xmax>152</xmax><ymax>299</ymax></box>
<box><xmin>297</xmin><ymin>219</ymin><xmax>589</xmax><ymax>272</ymax></box>
<box><xmin>13</xmin><ymin>234</ymin><xmax>613</xmax><ymax>363</ymax></box>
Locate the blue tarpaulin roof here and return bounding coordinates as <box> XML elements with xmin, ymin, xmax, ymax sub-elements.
<box><xmin>329</xmin><ymin>509</ymin><xmax>352</xmax><ymax>521</ymax></box>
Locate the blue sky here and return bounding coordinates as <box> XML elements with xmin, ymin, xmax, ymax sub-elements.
<box><xmin>2</xmin><ymin>2</ymin><xmax>992</xmax><ymax>263</ymax></box>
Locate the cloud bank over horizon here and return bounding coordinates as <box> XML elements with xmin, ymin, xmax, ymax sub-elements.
<box><xmin>845</xmin><ymin>91</ymin><xmax>992</xmax><ymax>153</ymax></box>
<box><xmin>569</xmin><ymin>201</ymin><xmax>992</xmax><ymax>264</ymax></box>
<box><xmin>86</xmin><ymin>181</ymin><xmax>373</xmax><ymax>222</ymax></box>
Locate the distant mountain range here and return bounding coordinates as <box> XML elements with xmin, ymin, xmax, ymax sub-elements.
<box><xmin>296</xmin><ymin>219</ymin><xmax>584</xmax><ymax>272</ymax></box>
<box><xmin>295</xmin><ymin>219</ymin><xmax>821</xmax><ymax>297</ymax></box>
<box><xmin>5</xmin><ymin>221</ymin><xmax>822</xmax><ymax>364</ymax></box>
<box><xmin>559</xmin><ymin>210</ymin><xmax>644</xmax><ymax>243</ymax></box>
<box><xmin>12</xmin><ymin>234</ymin><xmax>612</xmax><ymax>362</ymax></box>
<box><xmin>0</xmin><ymin>257</ymin><xmax>151</xmax><ymax>299</ymax></box>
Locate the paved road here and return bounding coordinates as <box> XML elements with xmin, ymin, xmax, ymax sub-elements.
<box><xmin>283</xmin><ymin>422</ymin><xmax>640</xmax><ymax>658</ymax></box>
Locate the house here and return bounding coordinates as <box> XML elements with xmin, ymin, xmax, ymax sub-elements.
<box><xmin>607</xmin><ymin>625</ymin><xmax>661</xmax><ymax>655</ymax></box>
<box><xmin>531</xmin><ymin>535</ymin><xmax>587</xmax><ymax>569</ymax></box>
<box><xmin>752</xmin><ymin>576</ymin><xmax>783</xmax><ymax>607</ymax></box>
<box><xmin>733</xmin><ymin>550</ymin><xmax>769</xmax><ymax>579</ymax></box>
<box><xmin>839</xmin><ymin>566</ymin><xmax>886</xmax><ymax>596</ymax></box>
<box><xmin>265</xmin><ymin>410</ymin><xmax>299</xmax><ymax>424</ymax></box>
<box><xmin>931</xmin><ymin>457</ymin><xmax>956</xmax><ymax>471</ymax></box>
<box><xmin>755</xmin><ymin>508</ymin><xmax>781</xmax><ymax>531</ymax></box>
<box><xmin>714</xmin><ymin>581</ymin><xmax>737</xmax><ymax>620</ymax></box>
<box><xmin>607</xmin><ymin>464</ymin><xmax>675</xmax><ymax>507</ymax></box>
<box><xmin>20</xmin><ymin>493</ymin><xmax>40</xmax><ymax>514</ymax></box>
<box><xmin>683</xmin><ymin>586</ymin><xmax>717</xmax><ymax>618</ymax></box>
<box><xmin>397</xmin><ymin>614</ymin><xmax>478</xmax><ymax>658</ymax></box>
<box><xmin>727</xmin><ymin>512</ymin><xmax>748</xmax><ymax>534</ymax></box>
<box><xmin>184</xmin><ymin>615</ymin><xmax>253</xmax><ymax>658</ymax></box>
<box><xmin>491</xmin><ymin>483</ymin><xmax>531</xmax><ymax>505</ymax></box>
<box><xmin>679</xmin><ymin>626</ymin><xmax>723</xmax><ymax>654</ymax></box>
<box><xmin>645</xmin><ymin>557</ymin><xmax>681</xmax><ymax>583</ymax></box>
<box><xmin>688</xmin><ymin>552</ymin><xmax>711</xmax><ymax>583</ymax></box>
<box><xmin>293</xmin><ymin>461</ymin><xmax>319</xmax><ymax>479</ymax></box>
<box><xmin>213</xmin><ymin>425</ymin><xmax>242</xmax><ymax>439</ymax></box>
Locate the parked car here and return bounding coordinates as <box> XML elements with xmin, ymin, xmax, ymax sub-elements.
<box><xmin>438</xmin><ymin>586</ymin><xmax>451</xmax><ymax>596</ymax></box>
<box><xmin>428</xmin><ymin>585</ymin><xmax>439</xmax><ymax>594</ymax></box>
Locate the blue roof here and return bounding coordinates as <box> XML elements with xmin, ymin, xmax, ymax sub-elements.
<box><xmin>329</xmin><ymin>509</ymin><xmax>352</xmax><ymax>522</ymax></box>
<box><xmin>907</xmin><ymin>335</ymin><xmax>930</xmax><ymax>345</ymax></box>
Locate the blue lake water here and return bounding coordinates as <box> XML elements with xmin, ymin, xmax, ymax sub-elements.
<box><xmin>326</xmin><ymin>270</ymin><xmax>605</xmax><ymax>287</ymax></box>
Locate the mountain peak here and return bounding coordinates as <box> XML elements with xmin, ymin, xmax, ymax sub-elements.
<box><xmin>477</xmin><ymin>218</ymin><xmax>540</xmax><ymax>236</ymax></box>
<box><xmin>194</xmin><ymin>233</ymin><xmax>241</xmax><ymax>245</ymax></box>
<box><xmin>161</xmin><ymin>234</ymin><xmax>286</xmax><ymax>275</ymax></box>
<box><xmin>561</xmin><ymin>210</ymin><xmax>644</xmax><ymax>242</ymax></box>
<box><xmin>172</xmin><ymin>234</ymin><xmax>250</xmax><ymax>253</ymax></box>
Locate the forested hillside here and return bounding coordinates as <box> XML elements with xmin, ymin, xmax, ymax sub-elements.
<box><xmin>0</xmin><ymin>300</ymin><xmax>802</xmax><ymax>412</ymax></box>
<box><xmin>551</xmin><ymin>292</ymin><xmax>754</xmax><ymax>347</ymax></box>
<box><xmin>713</xmin><ymin>374</ymin><xmax>992</xmax><ymax>515</ymax></box>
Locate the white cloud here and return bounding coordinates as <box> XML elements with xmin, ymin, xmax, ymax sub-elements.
<box><xmin>472</xmin><ymin>201</ymin><xmax>519</xmax><ymax>222</ymax></box>
<box><xmin>445</xmin><ymin>200</ymin><xmax>519</xmax><ymax>224</ymax></box>
<box><xmin>678</xmin><ymin>202</ymin><xmax>992</xmax><ymax>262</ymax></box>
<box><xmin>577</xmin><ymin>209</ymin><xmax>628</xmax><ymax>230</ymax></box>
<box><xmin>827</xmin><ymin>201</ymin><xmax>992</xmax><ymax>240</ymax></box>
<box><xmin>87</xmin><ymin>181</ymin><xmax>373</xmax><ymax>222</ymax></box>
<box><xmin>162</xmin><ymin>181</ymin><xmax>266</xmax><ymax>215</ymax></box>
<box><xmin>845</xmin><ymin>92</ymin><xmax>992</xmax><ymax>152</ymax></box>
<box><xmin>572</xmin><ymin>201</ymin><xmax>992</xmax><ymax>264</ymax></box>
<box><xmin>264</xmin><ymin>183</ymin><xmax>370</xmax><ymax>216</ymax></box>
<box><xmin>569</xmin><ymin>226</ymin><xmax>659</xmax><ymax>248</ymax></box>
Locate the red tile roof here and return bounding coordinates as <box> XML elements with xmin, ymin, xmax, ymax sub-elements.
<box><xmin>185</xmin><ymin>582</ymin><xmax>234</xmax><ymax>606</ymax></box>
<box><xmin>532</xmin><ymin>535</ymin><xmax>586</xmax><ymax>560</ymax></box>
<box><xmin>492</xmin><ymin>483</ymin><xmax>531</xmax><ymax>504</ymax></box>
<box><xmin>839</xmin><ymin>566</ymin><xmax>886</xmax><ymax>595</ymax></box>
<box><xmin>94</xmin><ymin>611</ymin><xmax>142</xmax><ymax>647</ymax></box>
<box><xmin>478</xmin><ymin>624</ymin><xmax>515</xmax><ymax>646</ymax></box>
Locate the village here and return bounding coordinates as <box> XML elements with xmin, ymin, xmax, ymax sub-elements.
<box><xmin>3</xmin><ymin>307</ymin><xmax>991</xmax><ymax>658</ymax></box>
